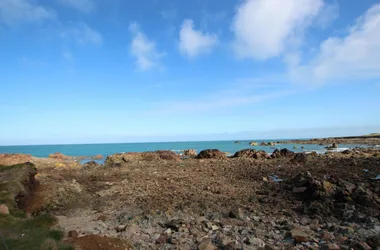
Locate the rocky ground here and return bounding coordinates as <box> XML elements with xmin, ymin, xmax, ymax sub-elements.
<box><xmin>0</xmin><ymin>147</ymin><xmax>379</xmax><ymax>250</ymax></box>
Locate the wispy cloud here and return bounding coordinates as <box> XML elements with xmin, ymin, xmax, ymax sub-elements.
<box><xmin>148</xmin><ymin>77</ymin><xmax>294</xmax><ymax>115</ymax></box>
<box><xmin>56</xmin><ymin>0</ymin><xmax>95</xmax><ymax>13</ymax></box>
<box><xmin>129</xmin><ymin>22</ymin><xmax>165</xmax><ymax>71</ymax></box>
<box><xmin>0</xmin><ymin>0</ymin><xmax>55</xmax><ymax>26</ymax></box>
<box><xmin>179</xmin><ymin>19</ymin><xmax>218</xmax><ymax>58</ymax></box>
<box><xmin>60</xmin><ymin>22</ymin><xmax>103</xmax><ymax>46</ymax></box>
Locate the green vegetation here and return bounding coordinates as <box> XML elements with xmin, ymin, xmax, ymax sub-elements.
<box><xmin>0</xmin><ymin>163</ymin><xmax>73</xmax><ymax>250</ymax></box>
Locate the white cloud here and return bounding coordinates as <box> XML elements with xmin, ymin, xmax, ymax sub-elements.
<box><xmin>232</xmin><ymin>0</ymin><xmax>324</xmax><ymax>60</ymax></box>
<box><xmin>179</xmin><ymin>19</ymin><xmax>218</xmax><ymax>58</ymax></box>
<box><xmin>60</xmin><ymin>23</ymin><xmax>103</xmax><ymax>46</ymax></box>
<box><xmin>129</xmin><ymin>23</ymin><xmax>165</xmax><ymax>71</ymax></box>
<box><xmin>292</xmin><ymin>4</ymin><xmax>380</xmax><ymax>83</ymax></box>
<box><xmin>56</xmin><ymin>0</ymin><xmax>94</xmax><ymax>13</ymax></box>
<box><xmin>0</xmin><ymin>0</ymin><xmax>55</xmax><ymax>26</ymax></box>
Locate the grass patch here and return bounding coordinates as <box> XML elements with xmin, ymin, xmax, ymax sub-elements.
<box><xmin>0</xmin><ymin>163</ymin><xmax>73</xmax><ymax>250</ymax></box>
<box><xmin>0</xmin><ymin>212</ymin><xmax>72</xmax><ymax>250</ymax></box>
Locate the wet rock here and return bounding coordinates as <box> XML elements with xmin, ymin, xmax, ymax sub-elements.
<box><xmin>0</xmin><ymin>204</ymin><xmax>9</xmax><ymax>215</ymax></box>
<box><xmin>197</xmin><ymin>149</ymin><xmax>227</xmax><ymax>159</ymax></box>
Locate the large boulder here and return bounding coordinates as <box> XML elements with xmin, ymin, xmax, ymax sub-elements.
<box><xmin>233</xmin><ymin>149</ymin><xmax>256</xmax><ymax>158</ymax></box>
<box><xmin>234</xmin><ymin>149</ymin><xmax>269</xmax><ymax>159</ymax></box>
<box><xmin>249</xmin><ymin>141</ymin><xmax>258</xmax><ymax>146</ymax></box>
<box><xmin>105</xmin><ymin>150</ymin><xmax>180</xmax><ymax>167</ymax></box>
<box><xmin>271</xmin><ymin>148</ymin><xmax>295</xmax><ymax>158</ymax></box>
<box><xmin>196</xmin><ymin>149</ymin><xmax>227</xmax><ymax>159</ymax></box>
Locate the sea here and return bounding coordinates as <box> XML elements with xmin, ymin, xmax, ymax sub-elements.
<box><xmin>0</xmin><ymin>140</ymin><xmax>375</xmax><ymax>163</ymax></box>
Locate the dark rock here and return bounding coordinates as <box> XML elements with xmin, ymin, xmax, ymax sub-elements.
<box><xmin>197</xmin><ymin>149</ymin><xmax>227</xmax><ymax>159</ymax></box>
<box><xmin>271</xmin><ymin>148</ymin><xmax>295</xmax><ymax>158</ymax></box>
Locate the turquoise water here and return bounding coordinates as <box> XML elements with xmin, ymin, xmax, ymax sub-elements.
<box><xmin>0</xmin><ymin>140</ymin><xmax>371</xmax><ymax>158</ymax></box>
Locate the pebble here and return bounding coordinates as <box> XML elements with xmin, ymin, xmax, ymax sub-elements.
<box><xmin>0</xmin><ymin>204</ymin><xmax>9</xmax><ymax>215</ymax></box>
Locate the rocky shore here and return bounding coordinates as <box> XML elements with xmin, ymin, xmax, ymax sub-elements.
<box><xmin>277</xmin><ymin>135</ymin><xmax>380</xmax><ymax>146</ymax></box>
<box><xmin>0</xmin><ymin>146</ymin><xmax>379</xmax><ymax>249</ymax></box>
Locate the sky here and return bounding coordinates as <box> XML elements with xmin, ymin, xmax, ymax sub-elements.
<box><xmin>0</xmin><ymin>0</ymin><xmax>380</xmax><ymax>145</ymax></box>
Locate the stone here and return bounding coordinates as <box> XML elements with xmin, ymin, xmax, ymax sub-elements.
<box><xmin>155</xmin><ymin>234</ymin><xmax>168</xmax><ymax>244</ymax></box>
<box><xmin>0</xmin><ymin>204</ymin><xmax>9</xmax><ymax>215</ymax></box>
<box><xmin>248</xmin><ymin>237</ymin><xmax>266</xmax><ymax>248</ymax></box>
<box><xmin>116</xmin><ymin>225</ymin><xmax>126</xmax><ymax>232</ymax></box>
<box><xmin>319</xmin><ymin>244</ymin><xmax>340</xmax><ymax>250</ymax></box>
<box><xmin>293</xmin><ymin>187</ymin><xmax>308</xmax><ymax>193</ymax></box>
<box><xmin>249</xmin><ymin>141</ymin><xmax>258</xmax><ymax>146</ymax></box>
<box><xmin>291</xmin><ymin>229</ymin><xmax>309</xmax><ymax>243</ymax></box>
<box><xmin>229</xmin><ymin>207</ymin><xmax>244</xmax><ymax>220</ymax></box>
<box><xmin>125</xmin><ymin>224</ymin><xmax>140</xmax><ymax>235</ymax></box>
<box><xmin>68</xmin><ymin>230</ymin><xmax>78</xmax><ymax>238</ymax></box>
<box><xmin>183</xmin><ymin>149</ymin><xmax>197</xmax><ymax>156</ymax></box>
<box><xmin>366</xmin><ymin>236</ymin><xmax>380</xmax><ymax>248</ymax></box>
<box><xmin>350</xmin><ymin>241</ymin><xmax>372</xmax><ymax>250</ymax></box>
<box><xmin>198</xmin><ymin>240</ymin><xmax>217</xmax><ymax>250</ymax></box>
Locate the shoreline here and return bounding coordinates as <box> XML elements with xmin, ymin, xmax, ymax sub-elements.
<box><xmin>1</xmin><ymin>145</ymin><xmax>380</xmax><ymax>249</ymax></box>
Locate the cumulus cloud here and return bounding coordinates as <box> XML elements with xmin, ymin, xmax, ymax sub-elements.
<box><xmin>0</xmin><ymin>0</ymin><xmax>55</xmax><ymax>26</ymax></box>
<box><xmin>232</xmin><ymin>0</ymin><xmax>324</xmax><ymax>60</ymax></box>
<box><xmin>56</xmin><ymin>0</ymin><xmax>94</xmax><ymax>13</ymax></box>
<box><xmin>292</xmin><ymin>4</ymin><xmax>380</xmax><ymax>83</ymax></box>
<box><xmin>60</xmin><ymin>22</ymin><xmax>103</xmax><ymax>46</ymax></box>
<box><xmin>129</xmin><ymin>23</ymin><xmax>165</xmax><ymax>71</ymax></box>
<box><xmin>179</xmin><ymin>19</ymin><xmax>218</xmax><ymax>58</ymax></box>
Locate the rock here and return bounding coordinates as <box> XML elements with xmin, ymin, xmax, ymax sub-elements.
<box><xmin>198</xmin><ymin>240</ymin><xmax>217</xmax><ymax>250</ymax></box>
<box><xmin>105</xmin><ymin>151</ymin><xmax>180</xmax><ymax>167</ymax></box>
<box><xmin>48</xmin><ymin>152</ymin><xmax>69</xmax><ymax>160</ymax></box>
<box><xmin>271</xmin><ymin>148</ymin><xmax>295</xmax><ymax>158</ymax></box>
<box><xmin>125</xmin><ymin>224</ymin><xmax>140</xmax><ymax>235</ymax></box>
<box><xmin>82</xmin><ymin>161</ymin><xmax>102</xmax><ymax>168</ymax></box>
<box><xmin>68</xmin><ymin>230</ymin><xmax>79</xmax><ymax>238</ymax></box>
<box><xmin>366</xmin><ymin>235</ymin><xmax>380</xmax><ymax>248</ymax></box>
<box><xmin>92</xmin><ymin>154</ymin><xmax>104</xmax><ymax>160</ymax></box>
<box><xmin>229</xmin><ymin>208</ymin><xmax>244</xmax><ymax>219</ymax></box>
<box><xmin>291</xmin><ymin>229</ymin><xmax>309</xmax><ymax>243</ymax></box>
<box><xmin>183</xmin><ymin>149</ymin><xmax>197</xmax><ymax>156</ymax></box>
<box><xmin>233</xmin><ymin>149</ymin><xmax>256</xmax><ymax>158</ymax></box>
<box><xmin>235</xmin><ymin>141</ymin><xmax>241</xmax><ymax>144</ymax></box>
<box><xmin>249</xmin><ymin>141</ymin><xmax>258</xmax><ymax>146</ymax></box>
<box><xmin>0</xmin><ymin>154</ymin><xmax>33</xmax><ymax>166</ymax></box>
<box><xmin>326</xmin><ymin>143</ymin><xmax>338</xmax><ymax>150</ymax></box>
<box><xmin>0</xmin><ymin>204</ymin><xmax>9</xmax><ymax>215</ymax></box>
<box><xmin>197</xmin><ymin>149</ymin><xmax>227</xmax><ymax>159</ymax></box>
<box><xmin>350</xmin><ymin>241</ymin><xmax>372</xmax><ymax>250</ymax></box>
<box><xmin>116</xmin><ymin>225</ymin><xmax>126</xmax><ymax>232</ymax></box>
<box><xmin>320</xmin><ymin>244</ymin><xmax>340</xmax><ymax>250</ymax></box>
<box><xmin>248</xmin><ymin>237</ymin><xmax>266</xmax><ymax>248</ymax></box>
<box><xmin>155</xmin><ymin>234</ymin><xmax>168</xmax><ymax>244</ymax></box>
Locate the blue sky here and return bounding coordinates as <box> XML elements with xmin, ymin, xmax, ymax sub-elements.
<box><xmin>0</xmin><ymin>0</ymin><xmax>380</xmax><ymax>145</ymax></box>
